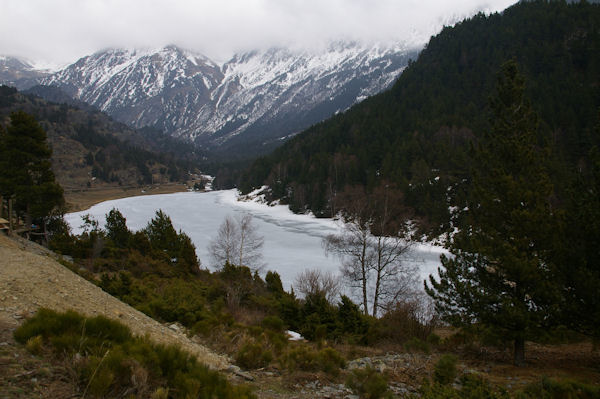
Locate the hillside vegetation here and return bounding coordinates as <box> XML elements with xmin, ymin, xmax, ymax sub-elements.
<box><xmin>240</xmin><ymin>0</ymin><xmax>600</xmax><ymax>234</ymax></box>
<box><xmin>0</xmin><ymin>86</ymin><xmax>197</xmax><ymax>192</ymax></box>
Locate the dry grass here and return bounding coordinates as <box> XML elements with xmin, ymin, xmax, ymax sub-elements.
<box><xmin>64</xmin><ymin>183</ymin><xmax>188</xmax><ymax>212</ymax></box>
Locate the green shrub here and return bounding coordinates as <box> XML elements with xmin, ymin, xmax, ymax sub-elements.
<box><xmin>427</xmin><ymin>333</ymin><xmax>441</xmax><ymax>346</ymax></box>
<box><xmin>433</xmin><ymin>354</ymin><xmax>458</xmax><ymax>385</ymax></box>
<box><xmin>404</xmin><ymin>337</ymin><xmax>431</xmax><ymax>354</ymax></box>
<box><xmin>419</xmin><ymin>374</ymin><xmax>512</xmax><ymax>399</ymax></box>
<box><xmin>14</xmin><ymin>309</ymin><xmax>256</xmax><ymax>399</ymax></box>
<box><xmin>317</xmin><ymin>347</ymin><xmax>346</xmax><ymax>376</ymax></box>
<box><xmin>281</xmin><ymin>345</ymin><xmax>317</xmax><ymax>372</ymax></box>
<box><xmin>520</xmin><ymin>377</ymin><xmax>600</xmax><ymax>398</ymax></box>
<box><xmin>235</xmin><ymin>342</ymin><xmax>273</xmax><ymax>369</ymax></box>
<box><xmin>25</xmin><ymin>335</ymin><xmax>43</xmax><ymax>355</ymax></box>
<box><xmin>346</xmin><ymin>366</ymin><xmax>391</xmax><ymax>399</ymax></box>
<box><xmin>262</xmin><ymin>315</ymin><xmax>286</xmax><ymax>332</ymax></box>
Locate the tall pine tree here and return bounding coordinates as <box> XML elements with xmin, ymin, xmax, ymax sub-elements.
<box><xmin>425</xmin><ymin>61</ymin><xmax>560</xmax><ymax>366</ymax></box>
<box><xmin>0</xmin><ymin>111</ymin><xmax>63</xmax><ymax>226</ymax></box>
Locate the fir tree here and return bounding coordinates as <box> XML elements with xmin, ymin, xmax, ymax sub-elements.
<box><xmin>0</xmin><ymin>111</ymin><xmax>63</xmax><ymax>225</ymax></box>
<box><xmin>425</xmin><ymin>61</ymin><xmax>560</xmax><ymax>366</ymax></box>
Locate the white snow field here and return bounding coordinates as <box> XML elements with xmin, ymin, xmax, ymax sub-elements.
<box><xmin>65</xmin><ymin>190</ymin><xmax>444</xmax><ymax>291</ymax></box>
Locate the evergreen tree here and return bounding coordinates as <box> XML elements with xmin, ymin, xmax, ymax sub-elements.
<box><xmin>0</xmin><ymin>111</ymin><xmax>63</xmax><ymax>224</ymax></box>
<box><xmin>144</xmin><ymin>209</ymin><xmax>199</xmax><ymax>273</ymax></box>
<box><xmin>557</xmin><ymin>143</ymin><xmax>600</xmax><ymax>339</ymax></box>
<box><xmin>425</xmin><ymin>61</ymin><xmax>560</xmax><ymax>366</ymax></box>
<box><xmin>105</xmin><ymin>208</ymin><xmax>131</xmax><ymax>248</ymax></box>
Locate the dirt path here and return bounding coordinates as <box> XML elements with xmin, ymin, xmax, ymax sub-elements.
<box><xmin>0</xmin><ymin>233</ymin><xmax>229</xmax><ymax>370</ymax></box>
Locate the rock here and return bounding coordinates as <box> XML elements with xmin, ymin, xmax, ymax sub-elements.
<box><xmin>168</xmin><ymin>323</ymin><xmax>180</xmax><ymax>332</ymax></box>
<box><xmin>234</xmin><ymin>370</ymin><xmax>255</xmax><ymax>381</ymax></box>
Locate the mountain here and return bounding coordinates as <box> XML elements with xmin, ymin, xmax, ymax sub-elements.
<box><xmin>0</xmin><ymin>86</ymin><xmax>196</xmax><ymax>191</ymax></box>
<box><xmin>33</xmin><ymin>43</ymin><xmax>417</xmax><ymax>157</ymax></box>
<box><xmin>0</xmin><ymin>56</ymin><xmax>49</xmax><ymax>89</ymax></box>
<box><xmin>239</xmin><ymin>0</ymin><xmax>600</xmax><ymax>232</ymax></box>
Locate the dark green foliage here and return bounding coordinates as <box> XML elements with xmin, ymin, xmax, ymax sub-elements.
<box><xmin>556</xmin><ymin>143</ymin><xmax>600</xmax><ymax>339</ymax></box>
<box><xmin>426</xmin><ymin>61</ymin><xmax>561</xmax><ymax>366</ymax></box>
<box><xmin>346</xmin><ymin>366</ymin><xmax>392</xmax><ymax>399</ymax></box>
<box><xmin>280</xmin><ymin>345</ymin><xmax>345</xmax><ymax>375</ymax></box>
<box><xmin>299</xmin><ymin>292</ymin><xmax>338</xmax><ymax>341</ymax></box>
<box><xmin>15</xmin><ymin>309</ymin><xmax>255</xmax><ymax>399</ymax></box>
<box><xmin>235</xmin><ymin>342</ymin><xmax>273</xmax><ymax>369</ymax></box>
<box><xmin>0</xmin><ymin>86</ymin><xmax>199</xmax><ymax>189</ymax></box>
<box><xmin>403</xmin><ymin>337</ymin><xmax>431</xmax><ymax>354</ymax></box>
<box><xmin>144</xmin><ymin>210</ymin><xmax>200</xmax><ymax>273</ymax></box>
<box><xmin>104</xmin><ymin>208</ymin><xmax>131</xmax><ymax>248</ymax></box>
<box><xmin>433</xmin><ymin>354</ymin><xmax>458</xmax><ymax>385</ymax></box>
<box><xmin>265</xmin><ymin>271</ymin><xmax>284</xmax><ymax>296</ymax></box>
<box><xmin>240</xmin><ymin>1</ymin><xmax>600</xmax><ymax>237</ymax></box>
<box><xmin>520</xmin><ymin>377</ymin><xmax>600</xmax><ymax>399</ymax></box>
<box><xmin>0</xmin><ymin>111</ymin><xmax>64</xmax><ymax>221</ymax></box>
<box><xmin>419</xmin><ymin>374</ymin><xmax>510</xmax><ymax>399</ymax></box>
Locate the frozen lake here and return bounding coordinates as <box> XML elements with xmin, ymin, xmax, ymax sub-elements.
<box><xmin>65</xmin><ymin>190</ymin><xmax>444</xmax><ymax>290</ymax></box>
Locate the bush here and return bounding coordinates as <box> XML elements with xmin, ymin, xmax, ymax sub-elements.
<box><xmin>261</xmin><ymin>315</ymin><xmax>286</xmax><ymax>332</ymax></box>
<box><xmin>520</xmin><ymin>377</ymin><xmax>600</xmax><ymax>398</ymax></box>
<box><xmin>404</xmin><ymin>337</ymin><xmax>431</xmax><ymax>354</ymax></box>
<box><xmin>15</xmin><ymin>309</ymin><xmax>256</xmax><ymax>399</ymax></box>
<box><xmin>433</xmin><ymin>354</ymin><xmax>458</xmax><ymax>385</ymax></box>
<box><xmin>281</xmin><ymin>345</ymin><xmax>317</xmax><ymax>372</ymax></box>
<box><xmin>346</xmin><ymin>366</ymin><xmax>392</xmax><ymax>399</ymax></box>
<box><xmin>419</xmin><ymin>374</ymin><xmax>509</xmax><ymax>399</ymax></box>
<box><xmin>235</xmin><ymin>342</ymin><xmax>273</xmax><ymax>369</ymax></box>
<box><xmin>25</xmin><ymin>335</ymin><xmax>43</xmax><ymax>355</ymax></box>
<box><xmin>316</xmin><ymin>347</ymin><xmax>346</xmax><ymax>376</ymax></box>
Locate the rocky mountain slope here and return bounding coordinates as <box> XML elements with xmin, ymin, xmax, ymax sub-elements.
<box><xmin>33</xmin><ymin>43</ymin><xmax>417</xmax><ymax>156</ymax></box>
<box><xmin>0</xmin><ymin>86</ymin><xmax>195</xmax><ymax>192</ymax></box>
<box><xmin>0</xmin><ymin>56</ymin><xmax>48</xmax><ymax>89</ymax></box>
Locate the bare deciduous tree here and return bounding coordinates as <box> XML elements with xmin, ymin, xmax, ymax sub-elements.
<box><xmin>208</xmin><ymin>214</ymin><xmax>264</xmax><ymax>271</ymax></box>
<box><xmin>237</xmin><ymin>214</ymin><xmax>264</xmax><ymax>271</ymax></box>
<box><xmin>294</xmin><ymin>269</ymin><xmax>341</xmax><ymax>303</ymax></box>
<box><xmin>208</xmin><ymin>215</ymin><xmax>238</xmax><ymax>266</ymax></box>
<box><xmin>324</xmin><ymin>185</ymin><xmax>416</xmax><ymax>317</ymax></box>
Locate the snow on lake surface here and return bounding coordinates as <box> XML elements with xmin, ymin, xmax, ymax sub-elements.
<box><xmin>65</xmin><ymin>190</ymin><xmax>444</xmax><ymax>290</ymax></box>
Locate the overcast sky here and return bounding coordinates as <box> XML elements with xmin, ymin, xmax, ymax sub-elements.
<box><xmin>1</xmin><ymin>0</ymin><xmax>516</xmax><ymax>68</ymax></box>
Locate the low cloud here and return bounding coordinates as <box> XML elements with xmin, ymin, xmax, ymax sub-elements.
<box><xmin>0</xmin><ymin>0</ymin><xmax>516</xmax><ymax>67</ymax></box>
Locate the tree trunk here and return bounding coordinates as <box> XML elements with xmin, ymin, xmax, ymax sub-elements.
<box><xmin>8</xmin><ymin>197</ymin><xmax>13</xmax><ymax>235</ymax></box>
<box><xmin>513</xmin><ymin>336</ymin><xmax>525</xmax><ymax>366</ymax></box>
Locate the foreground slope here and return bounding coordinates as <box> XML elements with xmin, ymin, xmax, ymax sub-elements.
<box><xmin>0</xmin><ymin>233</ymin><xmax>229</xmax><ymax>370</ymax></box>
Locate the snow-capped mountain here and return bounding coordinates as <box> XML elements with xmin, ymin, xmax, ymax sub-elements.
<box><xmin>28</xmin><ymin>42</ymin><xmax>418</xmax><ymax>154</ymax></box>
<box><xmin>0</xmin><ymin>56</ymin><xmax>50</xmax><ymax>89</ymax></box>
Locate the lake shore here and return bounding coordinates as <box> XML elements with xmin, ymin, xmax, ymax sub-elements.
<box><xmin>64</xmin><ymin>183</ymin><xmax>189</xmax><ymax>212</ymax></box>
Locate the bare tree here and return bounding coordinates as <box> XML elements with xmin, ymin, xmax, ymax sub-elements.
<box><xmin>208</xmin><ymin>214</ymin><xmax>264</xmax><ymax>271</ymax></box>
<box><xmin>323</xmin><ymin>185</ymin><xmax>416</xmax><ymax>317</ymax></box>
<box><xmin>208</xmin><ymin>215</ymin><xmax>238</xmax><ymax>267</ymax></box>
<box><xmin>323</xmin><ymin>218</ymin><xmax>373</xmax><ymax>314</ymax></box>
<box><xmin>294</xmin><ymin>269</ymin><xmax>341</xmax><ymax>303</ymax></box>
<box><xmin>237</xmin><ymin>214</ymin><xmax>264</xmax><ymax>271</ymax></box>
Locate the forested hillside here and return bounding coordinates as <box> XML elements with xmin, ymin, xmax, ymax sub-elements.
<box><xmin>239</xmin><ymin>0</ymin><xmax>600</xmax><ymax>235</ymax></box>
<box><xmin>0</xmin><ymin>86</ymin><xmax>198</xmax><ymax>191</ymax></box>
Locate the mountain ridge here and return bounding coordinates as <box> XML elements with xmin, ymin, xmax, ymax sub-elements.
<box><xmin>2</xmin><ymin>42</ymin><xmax>419</xmax><ymax>157</ymax></box>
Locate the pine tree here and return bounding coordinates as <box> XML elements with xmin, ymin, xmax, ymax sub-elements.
<box><xmin>0</xmin><ymin>111</ymin><xmax>63</xmax><ymax>225</ymax></box>
<box><xmin>425</xmin><ymin>61</ymin><xmax>560</xmax><ymax>366</ymax></box>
